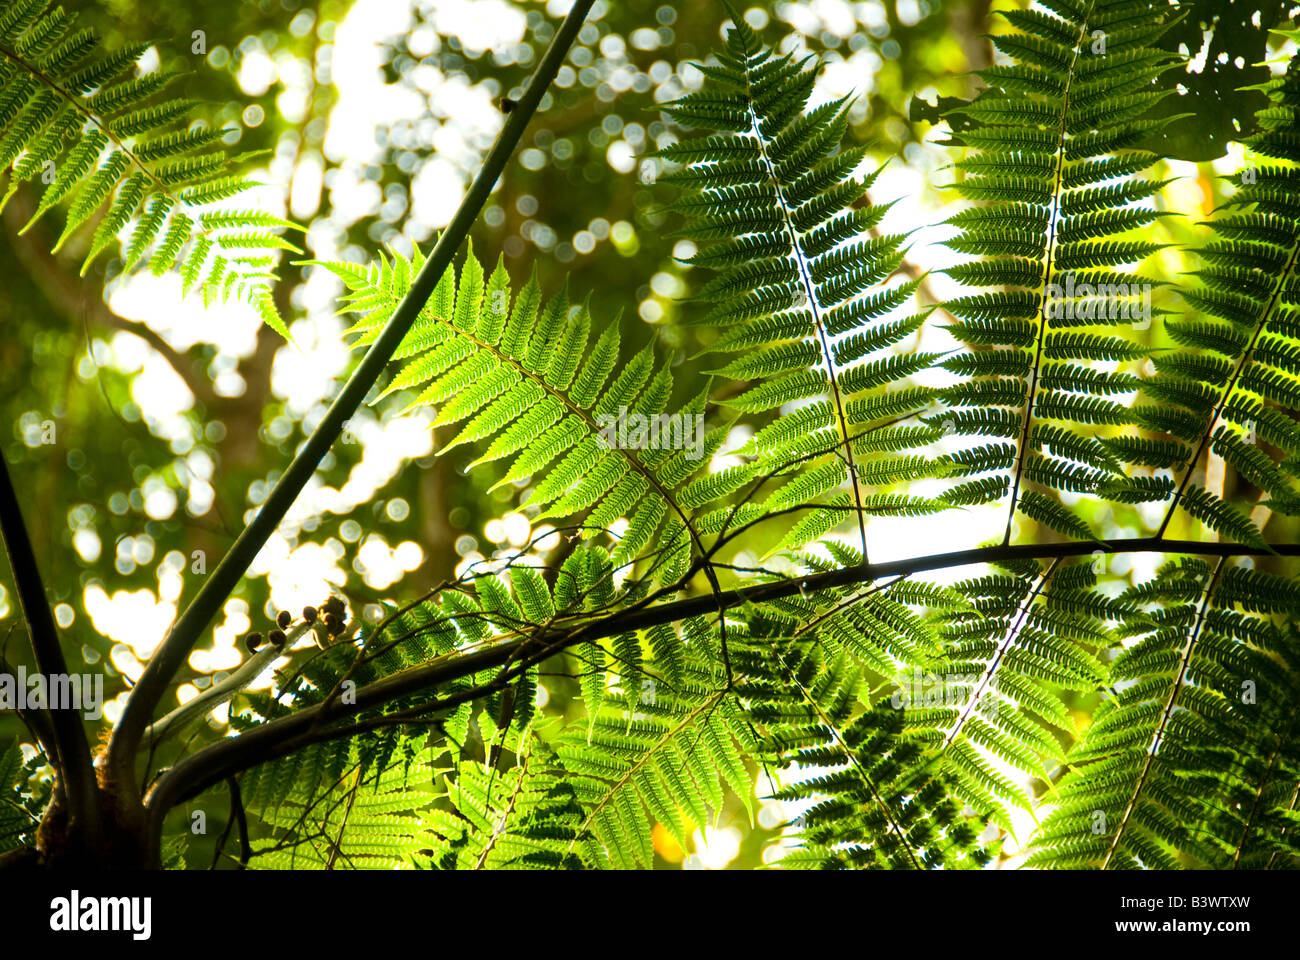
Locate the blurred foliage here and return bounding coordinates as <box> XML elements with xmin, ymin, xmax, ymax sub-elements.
<box><xmin>3</xmin><ymin>0</ymin><xmax>995</xmax><ymax>870</ymax></box>
<box><xmin>3</xmin><ymin>0</ymin><xmax>1295</xmax><ymax>870</ymax></box>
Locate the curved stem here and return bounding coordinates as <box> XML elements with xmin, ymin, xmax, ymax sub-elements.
<box><xmin>143</xmin><ymin>534</ymin><xmax>1300</xmax><ymax>849</ymax></box>
<box><xmin>142</xmin><ymin>621</ymin><xmax>311</xmax><ymax>747</ymax></box>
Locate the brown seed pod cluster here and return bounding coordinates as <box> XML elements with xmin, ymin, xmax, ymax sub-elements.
<box><xmin>318</xmin><ymin>595</ymin><xmax>347</xmax><ymax>636</ymax></box>
<box><xmin>247</xmin><ymin>606</ymin><xmax>309</xmax><ymax>655</ymax></box>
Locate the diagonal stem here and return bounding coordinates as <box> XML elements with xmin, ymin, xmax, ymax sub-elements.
<box><xmin>107</xmin><ymin>0</ymin><xmax>598</xmax><ymax>795</ymax></box>
<box><xmin>1232</xmin><ymin>701</ymin><xmax>1298</xmax><ymax>869</ymax></box>
<box><xmin>0</xmin><ymin>449</ymin><xmax>101</xmax><ymax>852</ymax></box>
<box><xmin>1154</xmin><ymin>239</ymin><xmax>1300</xmax><ymax>539</ymax></box>
<box><xmin>776</xmin><ymin>648</ymin><xmax>923</xmax><ymax>868</ymax></box>
<box><xmin>743</xmin><ymin>90</ymin><xmax>870</xmax><ymax>560</ymax></box>
<box><xmin>942</xmin><ymin>557</ymin><xmax>1061</xmax><ymax>750</ymax></box>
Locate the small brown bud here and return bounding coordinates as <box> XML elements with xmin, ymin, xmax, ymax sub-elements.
<box><xmin>323</xmin><ymin>595</ymin><xmax>345</xmax><ymax>616</ymax></box>
<box><xmin>269</xmin><ymin>629</ymin><xmax>287</xmax><ymax>646</ymax></box>
<box><xmin>326</xmin><ymin>617</ymin><xmax>346</xmax><ymax>637</ymax></box>
<box><xmin>276</xmin><ymin>610</ymin><xmax>292</xmax><ymax>630</ymax></box>
<box><xmin>302</xmin><ymin>605</ymin><xmax>318</xmax><ymax>623</ymax></box>
<box><xmin>244</xmin><ymin>632</ymin><xmax>263</xmax><ymax>652</ymax></box>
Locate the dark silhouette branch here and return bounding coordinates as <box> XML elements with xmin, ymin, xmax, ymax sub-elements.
<box><xmin>108</xmin><ymin>0</ymin><xmax>600</xmax><ymax>795</ymax></box>
<box><xmin>144</xmin><ymin>534</ymin><xmax>1300</xmax><ymax>853</ymax></box>
<box><xmin>229</xmin><ymin>777</ymin><xmax>251</xmax><ymax>870</ymax></box>
<box><xmin>0</xmin><ymin>449</ymin><xmax>101</xmax><ymax>852</ymax></box>
<box><xmin>208</xmin><ymin>777</ymin><xmax>251</xmax><ymax>870</ymax></box>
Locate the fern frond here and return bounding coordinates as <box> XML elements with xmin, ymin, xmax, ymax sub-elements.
<box><xmin>1029</xmin><ymin>558</ymin><xmax>1300</xmax><ymax>869</ymax></box>
<box><xmin>1150</xmin><ymin>50</ymin><xmax>1300</xmax><ymax>538</ymax></box>
<box><xmin>0</xmin><ymin>0</ymin><xmax>298</xmax><ymax>327</ymax></box>
<box><xmin>940</xmin><ymin>0</ymin><xmax>1181</xmax><ymax>542</ymax></box>
<box><xmin>315</xmin><ymin>244</ymin><xmax>722</xmax><ymax>583</ymax></box>
<box><xmin>660</xmin><ymin>18</ymin><xmax>957</xmax><ymax>558</ymax></box>
<box><xmin>742</xmin><ymin>636</ymin><xmax>994</xmax><ymax>869</ymax></box>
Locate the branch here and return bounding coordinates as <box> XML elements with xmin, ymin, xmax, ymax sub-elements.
<box><xmin>108</xmin><ymin>0</ymin><xmax>599</xmax><ymax>793</ymax></box>
<box><xmin>142</xmin><ymin>621</ymin><xmax>311</xmax><ymax>748</ymax></box>
<box><xmin>144</xmin><ymin>535</ymin><xmax>1300</xmax><ymax>846</ymax></box>
<box><xmin>0</xmin><ymin>450</ymin><xmax>101</xmax><ymax>851</ymax></box>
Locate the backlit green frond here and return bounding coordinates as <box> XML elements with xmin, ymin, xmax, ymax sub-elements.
<box><xmin>1029</xmin><ymin>557</ymin><xmax>1300</xmax><ymax>868</ymax></box>
<box><xmin>1147</xmin><ymin>49</ymin><xmax>1300</xmax><ymax>542</ymax></box>
<box><xmin>0</xmin><ymin>739</ymin><xmax>49</xmax><ymax>854</ymax></box>
<box><xmin>33</xmin><ymin>0</ymin><xmax>1300</xmax><ymax>878</ymax></box>
<box><xmin>0</xmin><ymin>0</ymin><xmax>299</xmax><ymax>328</ymax></box>
<box><xmin>893</xmin><ymin>559</ymin><xmax>1111</xmax><ymax>833</ymax></box>
<box><xmin>243</xmin><ymin>735</ymin><xmax>438</xmax><ymax>869</ymax></box>
<box><xmin>660</xmin><ymin>18</ymin><xmax>962</xmax><ymax>557</ymax></box>
<box><xmin>550</xmin><ymin>657</ymin><xmax>752</xmax><ymax>869</ymax></box>
<box><xmin>940</xmin><ymin>0</ymin><xmax>1182</xmax><ymax>541</ymax></box>
<box><xmin>738</xmin><ymin>636</ymin><xmax>995</xmax><ymax>869</ymax></box>
<box><xmin>314</xmin><ymin>245</ymin><xmax>725</xmax><ymax>584</ymax></box>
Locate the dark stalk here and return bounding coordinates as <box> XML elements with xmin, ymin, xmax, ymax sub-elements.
<box><xmin>0</xmin><ymin>451</ymin><xmax>101</xmax><ymax>852</ymax></box>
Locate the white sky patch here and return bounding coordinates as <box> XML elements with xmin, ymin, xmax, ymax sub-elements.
<box><xmin>356</xmin><ymin>534</ymin><xmax>424</xmax><ymax>589</ymax></box>
<box><xmin>410</xmin><ymin>154</ymin><xmax>468</xmax><ymax>229</ymax></box>
<box><xmin>109</xmin><ymin>273</ymin><xmax>263</xmax><ymax>357</ymax></box>
<box><xmin>683</xmin><ymin>824</ymin><xmax>743</xmax><ymax>870</ymax></box>
<box><xmin>249</xmin><ymin>539</ymin><xmax>348</xmax><ymax>619</ymax></box>
<box><xmin>238</xmin><ymin>47</ymin><xmax>279</xmax><ymax>97</ymax></box>
<box><xmin>272</xmin><ymin>313</ymin><xmax>352</xmax><ymax>415</ymax></box>
<box><xmin>428</xmin><ymin>0</ymin><xmax>526</xmax><ymax>53</ymax></box>
<box><xmin>82</xmin><ymin>585</ymin><xmax>177</xmax><ymax>663</ymax></box>
<box><xmin>131</xmin><ymin>352</ymin><xmax>195</xmax><ymax>422</ymax></box>
<box><xmin>333</xmin><ymin>413</ymin><xmax>436</xmax><ymax>509</ymax></box>
<box><xmin>324</xmin><ymin>0</ymin><xmax>424</xmax><ymax>169</ymax></box>
<box><xmin>290</xmin><ymin>150</ymin><xmax>325</xmax><ymax>220</ymax></box>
